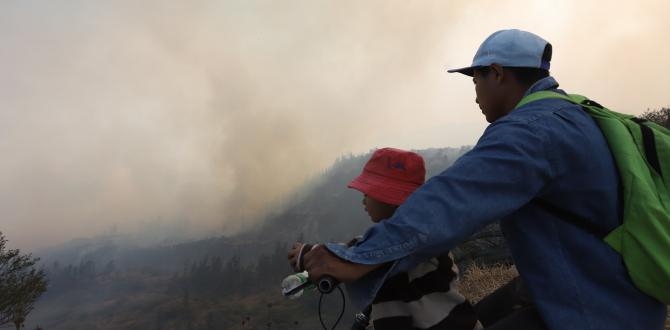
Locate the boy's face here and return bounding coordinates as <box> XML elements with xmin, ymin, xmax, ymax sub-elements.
<box><xmin>362</xmin><ymin>194</ymin><xmax>398</xmax><ymax>223</ymax></box>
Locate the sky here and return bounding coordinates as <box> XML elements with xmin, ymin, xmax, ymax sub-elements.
<box><xmin>0</xmin><ymin>0</ymin><xmax>668</xmax><ymax>250</ymax></box>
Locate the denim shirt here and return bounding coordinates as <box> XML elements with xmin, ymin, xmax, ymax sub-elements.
<box><xmin>326</xmin><ymin>77</ymin><xmax>666</xmax><ymax>330</ymax></box>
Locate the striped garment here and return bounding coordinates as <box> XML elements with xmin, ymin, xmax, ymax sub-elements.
<box><xmin>370</xmin><ymin>253</ymin><xmax>482</xmax><ymax>330</ymax></box>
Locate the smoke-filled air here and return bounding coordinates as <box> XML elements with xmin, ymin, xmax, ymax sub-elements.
<box><xmin>1</xmin><ymin>0</ymin><xmax>668</xmax><ymax>250</ymax></box>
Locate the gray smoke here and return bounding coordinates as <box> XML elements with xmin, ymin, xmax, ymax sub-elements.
<box><xmin>0</xmin><ymin>0</ymin><xmax>667</xmax><ymax>249</ymax></box>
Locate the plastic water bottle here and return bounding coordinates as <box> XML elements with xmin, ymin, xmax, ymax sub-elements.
<box><xmin>281</xmin><ymin>271</ymin><xmax>313</xmax><ymax>299</ymax></box>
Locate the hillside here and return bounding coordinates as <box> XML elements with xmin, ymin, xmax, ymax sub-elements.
<box><xmin>37</xmin><ymin>146</ymin><xmax>504</xmax><ymax>274</ymax></box>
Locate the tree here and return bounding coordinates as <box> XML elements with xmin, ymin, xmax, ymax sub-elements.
<box><xmin>0</xmin><ymin>232</ymin><xmax>48</xmax><ymax>330</ymax></box>
<box><xmin>640</xmin><ymin>107</ymin><xmax>670</xmax><ymax>129</ymax></box>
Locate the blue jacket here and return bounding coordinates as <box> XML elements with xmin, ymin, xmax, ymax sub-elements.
<box><xmin>326</xmin><ymin>77</ymin><xmax>666</xmax><ymax>330</ymax></box>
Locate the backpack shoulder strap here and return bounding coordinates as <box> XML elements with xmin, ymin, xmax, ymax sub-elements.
<box><xmin>514</xmin><ymin>91</ymin><xmax>585</xmax><ymax>109</ymax></box>
<box><xmin>533</xmin><ymin>198</ymin><xmax>611</xmax><ymax>238</ymax></box>
<box><xmin>517</xmin><ymin>91</ymin><xmax>616</xmax><ymax>237</ymax></box>
<box><xmin>516</xmin><ymin>91</ymin><xmax>625</xmax><ymax>119</ymax></box>
<box><xmin>523</xmin><ymin>91</ymin><xmax>665</xmax><ymax>178</ymax></box>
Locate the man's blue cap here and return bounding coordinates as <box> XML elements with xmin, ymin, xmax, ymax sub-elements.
<box><xmin>448</xmin><ymin>29</ymin><xmax>552</xmax><ymax>77</ymax></box>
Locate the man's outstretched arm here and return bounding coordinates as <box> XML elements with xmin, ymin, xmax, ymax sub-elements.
<box><xmin>305</xmin><ymin>119</ymin><xmax>554</xmax><ymax>287</ymax></box>
<box><xmin>302</xmin><ymin>244</ymin><xmax>383</xmax><ymax>282</ymax></box>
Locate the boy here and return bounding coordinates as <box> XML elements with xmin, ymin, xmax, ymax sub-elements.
<box><xmin>289</xmin><ymin>148</ymin><xmax>481</xmax><ymax>330</ymax></box>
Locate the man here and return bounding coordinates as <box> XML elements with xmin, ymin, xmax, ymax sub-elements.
<box><xmin>300</xmin><ymin>29</ymin><xmax>667</xmax><ymax>329</ymax></box>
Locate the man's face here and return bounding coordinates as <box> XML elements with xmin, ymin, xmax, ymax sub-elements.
<box><xmin>473</xmin><ymin>67</ymin><xmax>505</xmax><ymax>123</ymax></box>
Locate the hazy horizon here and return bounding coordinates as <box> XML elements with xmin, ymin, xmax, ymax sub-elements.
<box><xmin>1</xmin><ymin>0</ymin><xmax>668</xmax><ymax>250</ymax></box>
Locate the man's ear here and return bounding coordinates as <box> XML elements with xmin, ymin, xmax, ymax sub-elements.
<box><xmin>490</xmin><ymin>63</ymin><xmax>504</xmax><ymax>84</ymax></box>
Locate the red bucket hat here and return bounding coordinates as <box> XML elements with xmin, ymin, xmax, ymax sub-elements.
<box><xmin>348</xmin><ymin>148</ymin><xmax>426</xmax><ymax>206</ymax></box>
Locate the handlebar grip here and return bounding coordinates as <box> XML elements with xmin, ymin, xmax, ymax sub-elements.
<box><xmin>317</xmin><ymin>276</ymin><xmax>339</xmax><ymax>294</ymax></box>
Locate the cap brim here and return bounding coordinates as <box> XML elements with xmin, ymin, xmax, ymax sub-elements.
<box><xmin>447</xmin><ymin>66</ymin><xmax>475</xmax><ymax>77</ymax></box>
<box><xmin>347</xmin><ymin>172</ymin><xmax>420</xmax><ymax>206</ymax></box>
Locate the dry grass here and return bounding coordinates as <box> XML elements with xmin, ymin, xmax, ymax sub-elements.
<box><xmin>458</xmin><ymin>263</ymin><xmax>519</xmax><ymax>303</ymax></box>
<box><xmin>459</xmin><ymin>264</ymin><xmax>670</xmax><ymax>329</ymax></box>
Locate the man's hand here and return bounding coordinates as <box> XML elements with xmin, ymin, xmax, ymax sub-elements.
<box><xmin>287</xmin><ymin>242</ymin><xmax>303</xmax><ymax>272</ymax></box>
<box><xmin>303</xmin><ymin>244</ymin><xmax>382</xmax><ymax>283</ymax></box>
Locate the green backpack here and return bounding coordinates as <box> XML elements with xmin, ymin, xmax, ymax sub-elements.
<box><xmin>516</xmin><ymin>91</ymin><xmax>670</xmax><ymax>304</ymax></box>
